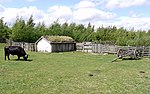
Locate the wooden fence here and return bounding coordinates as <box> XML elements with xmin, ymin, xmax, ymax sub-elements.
<box><xmin>0</xmin><ymin>37</ymin><xmax>6</xmax><ymax>43</ymax></box>
<box><xmin>8</xmin><ymin>41</ymin><xmax>150</xmax><ymax>56</ymax></box>
<box><xmin>9</xmin><ymin>41</ymin><xmax>35</xmax><ymax>51</ymax></box>
<box><xmin>136</xmin><ymin>46</ymin><xmax>150</xmax><ymax>56</ymax></box>
<box><xmin>76</xmin><ymin>42</ymin><xmax>117</xmax><ymax>53</ymax></box>
<box><xmin>76</xmin><ymin>42</ymin><xmax>150</xmax><ymax>56</ymax></box>
<box><xmin>76</xmin><ymin>42</ymin><xmax>92</xmax><ymax>52</ymax></box>
<box><xmin>92</xmin><ymin>44</ymin><xmax>117</xmax><ymax>54</ymax></box>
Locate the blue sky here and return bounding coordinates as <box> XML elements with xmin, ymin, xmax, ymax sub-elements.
<box><xmin>0</xmin><ymin>0</ymin><xmax>150</xmax><ymax>30</ymax></box>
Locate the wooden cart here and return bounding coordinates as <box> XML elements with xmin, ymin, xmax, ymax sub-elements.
<box><xmin>112</xmin><ymin>48</ymin><xmax>142</xmax><ymax>62</ymax></box>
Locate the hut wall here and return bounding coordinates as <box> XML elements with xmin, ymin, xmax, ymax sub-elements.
<box><xmin>51</xmin><ymin>43</ymin><xmax>76</xmax><ymax>52</ymax></box>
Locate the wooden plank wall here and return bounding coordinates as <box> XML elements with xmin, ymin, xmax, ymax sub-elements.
<box><xmin>51</xmin><ymin>43</ymin><xmax>76</xmax><ymax>52</ymax></box>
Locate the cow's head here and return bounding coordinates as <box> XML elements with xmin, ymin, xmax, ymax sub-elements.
<box><xmin>23</xmin><ymin>54</ymin><xmax>28</xmax><ymax>61</ymax></box>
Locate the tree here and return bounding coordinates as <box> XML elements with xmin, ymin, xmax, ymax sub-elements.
<box><xmin>84</xmin><ymin>23</ymin><xmax>95</xmax><ymax>41</ymax></box>
<box><xmin>0</xmin><ymin>17</ymin><xmax>11</xmax><ymax>39</ymax></box>
<box><xmin>48</xmin><ymin>20</ymin><xmax>62</xmax><ymax>35</ymax></box>
<box><xmin>11</xmin><ymin>15</ymin><xmax>37</xmax><ymax>42</ymax></box>
<box><xmin>35</xmin><ymin>22</ymin><xmax>46</xmax><ymax>37</ymax></box>
<box><xmin>11</xmin><ymin>17</ymin><xmax>26</xmax><ymax>42</ymax></box>
<box><xmin>114</xmin><ymin>27</ymin><xmax>128</xmax><ymax>45</ymax></box>
<box><xmin>73</xmin><ymin>24</ymin><xmax>85</xmax><ymax>42</ymax></box>
<box><xmin>25</xmin><ymin>15</ymin><xmax>37</xmax><ymax>42</ymax></box>
<box><xmin>61</xmin><ymin>22</ymin><xmax>73</xmax><ymax>36</ymax></box>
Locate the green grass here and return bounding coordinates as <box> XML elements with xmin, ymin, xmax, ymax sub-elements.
<box><xmin>0</xmin><ymin>43</ymin><xmax>150</xmax><ymax>94</ymax></box>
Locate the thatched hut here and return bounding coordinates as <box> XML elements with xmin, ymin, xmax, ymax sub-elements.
<box><xmin>35</xmin><ymin>36</ymin><xmax>76</xmax><ymax>52</ymax></box>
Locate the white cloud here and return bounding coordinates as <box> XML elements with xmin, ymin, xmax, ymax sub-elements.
<box><xmin>0</xmin><ymin>5</ymin><xmax>73</xmax><ymax>26</ymax></box>
<box><xmin>75</xmin><ymin>0</ymin><xmax>96</xmax><ymax>9</ymax></box>
<box><xmin>0</xmin><ymin>3</ymin><xmax>116</xmax><ymax>27</ymax></box>
<box><xmin>129</xmin><ymin>11</ymin><xmax>143</xmax><ymax>18</ymax></box>
<box><xmin>73</xmin><ymin>8</ymin><xmax>116</xmax><ymax>21</ymax></box>
<box><xmin>48</xmin><ymin>6</ymin><xmax>72</xmax><ymax>20</ymax></box>
<box><xmin>104</xmin><ymin>0</ymin><xmax>147</xmax><ymax>9</ymax></box>
<box><xmin>46</xmin><ymin>3</ymin><xmax>116</xmax><ymax>25</ymax></box>
<box><xmin>116</xmin><ymin>17</ymin><xmax>150</xmax><ymax>30</ymax></box>
<box><xmin>0</xmin><ymin>4</ymin><xmax>5</xmax><ymax>12</ymax></box>
<box><xmin>82</xmin><ymin>15</ymin><xmax>150</xmax><ymax>31</ymax></box>
<box><xmin>73</xmin><ymin>0</ymin><xmax>116</xmax><ymax>22</ymax></box>
<box><xmin>0</xmin><ymin>6</ymin><xmax>47</xmax><ymax>26</ymax></box>
<box><xmin>94</xmin><ymin>17</ymin><xmax>150</xmax><ymax>31</ymax></box>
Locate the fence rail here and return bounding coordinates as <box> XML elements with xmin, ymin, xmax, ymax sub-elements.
<box><xmin>9</xmin><ymin>41</ymin><xmax>35</xmax><ymax>51</ymax></box>
<box><xmin>92</xmin><ymin>44</ymin><xmax>118</xmax><ymax>54</ymax></box>
<box><xmin>76</xmin><ymin>42</ymin><xmax>150</xmax><ymax>56</ymax></box>
<box><xmin>76</xmin><ymin>43</ymin><xmax>117</xmax><ymax>53</ymax></box>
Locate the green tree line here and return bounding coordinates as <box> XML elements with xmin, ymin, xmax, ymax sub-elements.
<box><xmin>1</xmin><ymin>16</ymin><xmax>150</xmax><ymax>46</ymax></box>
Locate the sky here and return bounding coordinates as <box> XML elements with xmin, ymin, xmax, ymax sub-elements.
<box><xmin>0</xmin><ymin>0</ymin><xmax>150</xmax><ymax>30</ymax></box>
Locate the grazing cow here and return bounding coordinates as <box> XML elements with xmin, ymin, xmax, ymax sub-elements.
<box><xmin>4</xmin><ymin>46</ymin><xmax>28</xmax><ymax>61</ymax></box>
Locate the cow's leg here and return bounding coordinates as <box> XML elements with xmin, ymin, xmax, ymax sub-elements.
<box><xmin>4</xmin><ymin>48</ymin><xmax>8</xmax><ymax>60</ymax></box>
<box><xmin>17</xmin><ymin>56</ymin><xmax>20</xmax><ymax>60</ymax></box>
<box><xmin>5</xmin><ymin>53</ymin><xmax>6</xmax><ymax>60</ymax></box>
<box><xmin>7</xmin><ymin>54</ymin><xmax>10</xmax><ymax>60</ymax></box>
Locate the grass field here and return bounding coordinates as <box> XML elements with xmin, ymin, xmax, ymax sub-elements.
<box><xmin>0</xmin><ymin>43</ymin><xmax>150</xmax><ymax>94</ymax></box>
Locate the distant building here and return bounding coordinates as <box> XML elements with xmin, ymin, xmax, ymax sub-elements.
<box><xmin>35</xmin><ymin>36</ymin><xmax>76</xmax><ymax>52</ymax></box>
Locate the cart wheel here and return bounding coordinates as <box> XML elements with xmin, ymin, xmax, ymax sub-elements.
<box><xmin>117</xmin><ymin>49</ymin><xmax>123</xmax><ymax>58</ymax></box>
<box><xmin>134</xmin><ymin>49</ymin><xmax>140</xmax><ymax>59</ymax></box>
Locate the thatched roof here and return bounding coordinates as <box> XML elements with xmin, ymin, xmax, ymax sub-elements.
<box><xmin>43</xmin><ymin>36</ymin><xmax>74</xmax><ymax>42</ymax></box>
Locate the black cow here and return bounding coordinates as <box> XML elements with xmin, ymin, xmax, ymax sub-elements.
<box><xmin>4</xmin><ymin>46</ymin><xmax>28</xmax><ymax>61</ymax></box>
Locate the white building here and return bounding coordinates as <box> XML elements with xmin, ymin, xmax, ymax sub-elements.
<box><xmin>35</xmin><ymin>36</ymin><xmax>76</xmax><ymax>52</ymax></box>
